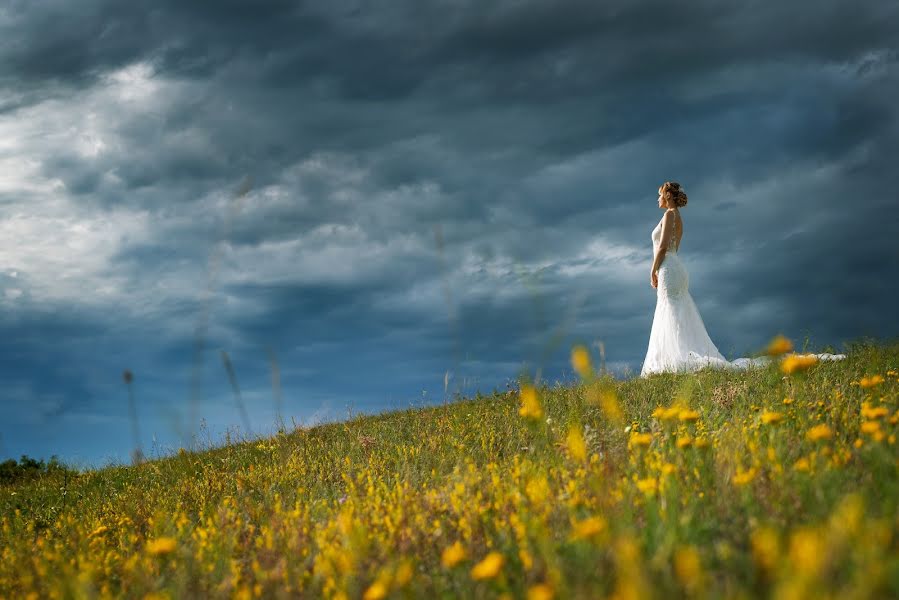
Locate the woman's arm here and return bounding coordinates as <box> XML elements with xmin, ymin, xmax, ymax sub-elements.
<box><xmin>650</xmin><ymin>211</ymin><xmax>675</xmax><ymax>287</ymax></box>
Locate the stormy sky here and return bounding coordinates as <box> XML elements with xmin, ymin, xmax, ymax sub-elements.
<box><xmin>2</xmin><ymin>0</ymin><xmax>897</xmax><ymax>467</ymax></box>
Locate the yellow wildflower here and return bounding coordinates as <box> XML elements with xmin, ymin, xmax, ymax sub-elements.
<box><xmin>614</xmin><ymin>536</ymin><xmax>641</xmax><ymax>565</ymax></box>
<box><xmin>673</xmin><ymin>545</ymin><xmax>703</xmax><ymax>591</ymax></box>
<box><xmin>760</xmin><ymin>411</ymin><xmax>784</xmax><ymax>425</ymax></box>
<box><xmin>636</xmin><ymin>477</ymin><xmax>658</xmax><ymax>494</ymax></box>
<box><xmin>571</xmin><ymin>345</ymin><xmax>592</xmax><ymax>379</ymax></box>
<box><xmin>363</xmin><ymin>581</ymin><xmax>388</xmax><ymax>600</ymax></box>
<box><xmin>829</xmin><ymin>494</ymin><xmax>864</xmax><ymax>539</ymax></box>
<box><xmin>676</xmin><ymin>436</ymin><xmax>692</xmax><ymax>449</ymax></box>
<box><xmin>693</xmin><ymin>438</ymin><xmax>710</xmax><ymax>449</ymax></box>
<box><xmin>89</xmin><ymin>525</ymin><xmax>110</xmax><ymax>538</ymax></box>
<box><xmin>652</xmin><ymin>405</ymin><xmax>682</xmax><ymax>421</ymax></box>
<box><xmin>570</xmin><ymin>516</ymin><xmax>607</xmax><ymax>541</ymax></box>
<box><xmin>527</xmin><ymin>584</ymin><xmax>554</xmax><ymax>600</ymax></box>
<box><xmin>732</xmin><ymin>467</ymin><xmax>757</xmax><ymax>486</ymax></box>
<box><xmin>566</xmin><ymin>425</ymin><xmax>588</xmax><ymax>462</ymax></box>
<box><xmin>441</xmin><ymin>541</ymin><xmax>466</xmax><ymax>568</ymax></box>
<box><xmin>471</xmin><ymin>552</ymin><xmax>504</xmax><ymax>580</ymax></box>
<box><xmin>525</xmin><ymin>476</ymin><xmax>549</xmax><ymax>504</ymax></box>
<box><xmin>859</xmin><ymin>375</ymin><xmax>885</xmax><ymax>388</ymax></box>
<box><xmin>860</xmin><ymin>402</ymin><xmax>889</xmax><ymax>420</ymax></box>
<box><xmin>781</xmin><ymin>354</ymin><xmax>818</xmax><ymax>375</ymax></box>
<box><xmin>146</xmin><ymin>537</ymin><xmax>177</xmax><ymax>556</ymax></box>
<box><xmin>793</xmin><ymin>457</ymin><xmax>811</xmax><ymax>472</ymax></box>
<box><xmin>679</xmin><ymin>409</ymin><xmax>700</xmax><ymax>422</ymax></box>
<box><xmin>765</xmin><ymin>334</ymin><xmax>793</xmax><ymax>356</ymax></box>
<box><xmin>806</xmin><ymin>424</ymin><xmax>833</xmax><ymax>442</ymax></box>
<box><xmin>661</xmin><ymin>463</ymin><xmax>677</xmax><ymax>475</ymax></box>
<box><xmin>394</xmin><ymin>560</ymin><xmax>414</xmax><ymax>586</ymax></box>
<box><xmin>789</xmin><ymin>528</ymin><xmax>826</xmax><ymax>577</ymax></box>
<box><xmin>598</xmin><ymin>388</ymin><xmax>624</xmax><ymax>423</ymax></box>
<box><xmin>750</xmin><ymin>527</ymin><xmax>779</xmax><ymax>572</ymax></box>
<box><xmin>628</xmin><ymin>432</ymin><xmax>653</xmax><ymax>448</ymax></box>
<box><xmin>783</xmin><ymin>397</ymin><xmax>794</xmax><ymax>405</ymax></box>
<box><xmin>519</xmin><ymin>385</ymin><xmax>543</xmax><ymax>420</ymax></box>
<box><xmin>860</xmin><ymin>421</ymin><xmax>881</xmax><ymax>435</ymax></box>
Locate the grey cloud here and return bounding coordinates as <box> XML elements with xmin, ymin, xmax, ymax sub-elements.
<box><xmin>1</xmin><ymin>0</ymin><xmax>897</xmax><ymax>465</ymax></box>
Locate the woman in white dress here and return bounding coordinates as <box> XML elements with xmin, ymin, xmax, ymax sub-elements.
<box><xmin>640</xmin><ymin>181</ymin><xmax>843</xmax><ymax>376</ymax></box>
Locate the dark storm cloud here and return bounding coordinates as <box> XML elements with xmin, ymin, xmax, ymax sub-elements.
<box><xmin>0</xmin><ymin>306</ymin><xmax>119</xmax><ymax>420</ymax></box>
<box><xmin>1</xmin><ymin>0</ymin><xmax>898</xmax><ymax>465</ymax></box>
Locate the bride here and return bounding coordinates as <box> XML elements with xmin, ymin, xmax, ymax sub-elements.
<box><xmin>640</xmin><ymin>181</ymin><xmax>844</xmax><ymax>376</ymax></box>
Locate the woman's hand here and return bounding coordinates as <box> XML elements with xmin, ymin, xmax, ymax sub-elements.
<box><xmin>651</xmin><ymin>271</ymin><xmax>658</xmax><ymax>288</ymax></box>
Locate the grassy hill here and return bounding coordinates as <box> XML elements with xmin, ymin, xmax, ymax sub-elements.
<box><xmin>2</xmin><ymin>339</ymin><xmax>897</xmax><ymax>599</ymax></box>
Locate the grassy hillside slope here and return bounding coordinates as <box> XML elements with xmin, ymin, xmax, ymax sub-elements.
<box><xmin>2</xmin><ymin>339</ymin><xmax>898</xmax><ymax>599</ymax></box>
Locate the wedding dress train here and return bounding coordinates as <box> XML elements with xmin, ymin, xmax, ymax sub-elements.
<box><xmin>640</xmin><ymin>215</ymin><xmax>845</xmax><ymax>376</ymax></box>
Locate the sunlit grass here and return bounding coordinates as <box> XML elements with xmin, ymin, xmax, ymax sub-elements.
<box><xmin>1</xmin><ymin>338</ymin><xmax>897</xmax><ymax>598</ymax></box>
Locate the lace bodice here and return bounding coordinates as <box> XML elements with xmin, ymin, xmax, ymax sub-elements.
<box><xmin>652</xmin><ymin>214</ymin><xmax>680</xmax><ymax>253</ymax></box>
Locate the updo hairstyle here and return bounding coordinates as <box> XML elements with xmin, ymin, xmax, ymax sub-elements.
<box><xmin>659</xmin><ymin>181</ymin><xmax>688</xmax><ymax>208</ymax></box>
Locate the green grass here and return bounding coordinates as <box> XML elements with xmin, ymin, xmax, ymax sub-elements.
<box><xmin>1</xmin><ymin>339</ymin><xmax>897</xmax><ymax>599</ymax></box>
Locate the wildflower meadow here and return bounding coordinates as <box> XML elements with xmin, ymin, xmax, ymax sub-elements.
<box><xmin>1</xmin><ymin>337</ymin><xmax>897</xmax><ymax>598</ymax></box>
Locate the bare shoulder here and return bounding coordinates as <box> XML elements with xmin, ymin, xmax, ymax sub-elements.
<box><xmin>666</xmin><ymin>209</ymin><xmax>683</xmax><ymax>224</ymax></box>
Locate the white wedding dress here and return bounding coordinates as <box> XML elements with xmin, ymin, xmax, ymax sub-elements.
<box><xmin>640</xmin><ymin>214</ymin><xmax>845</xmax><ymax>376</ymax></box>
